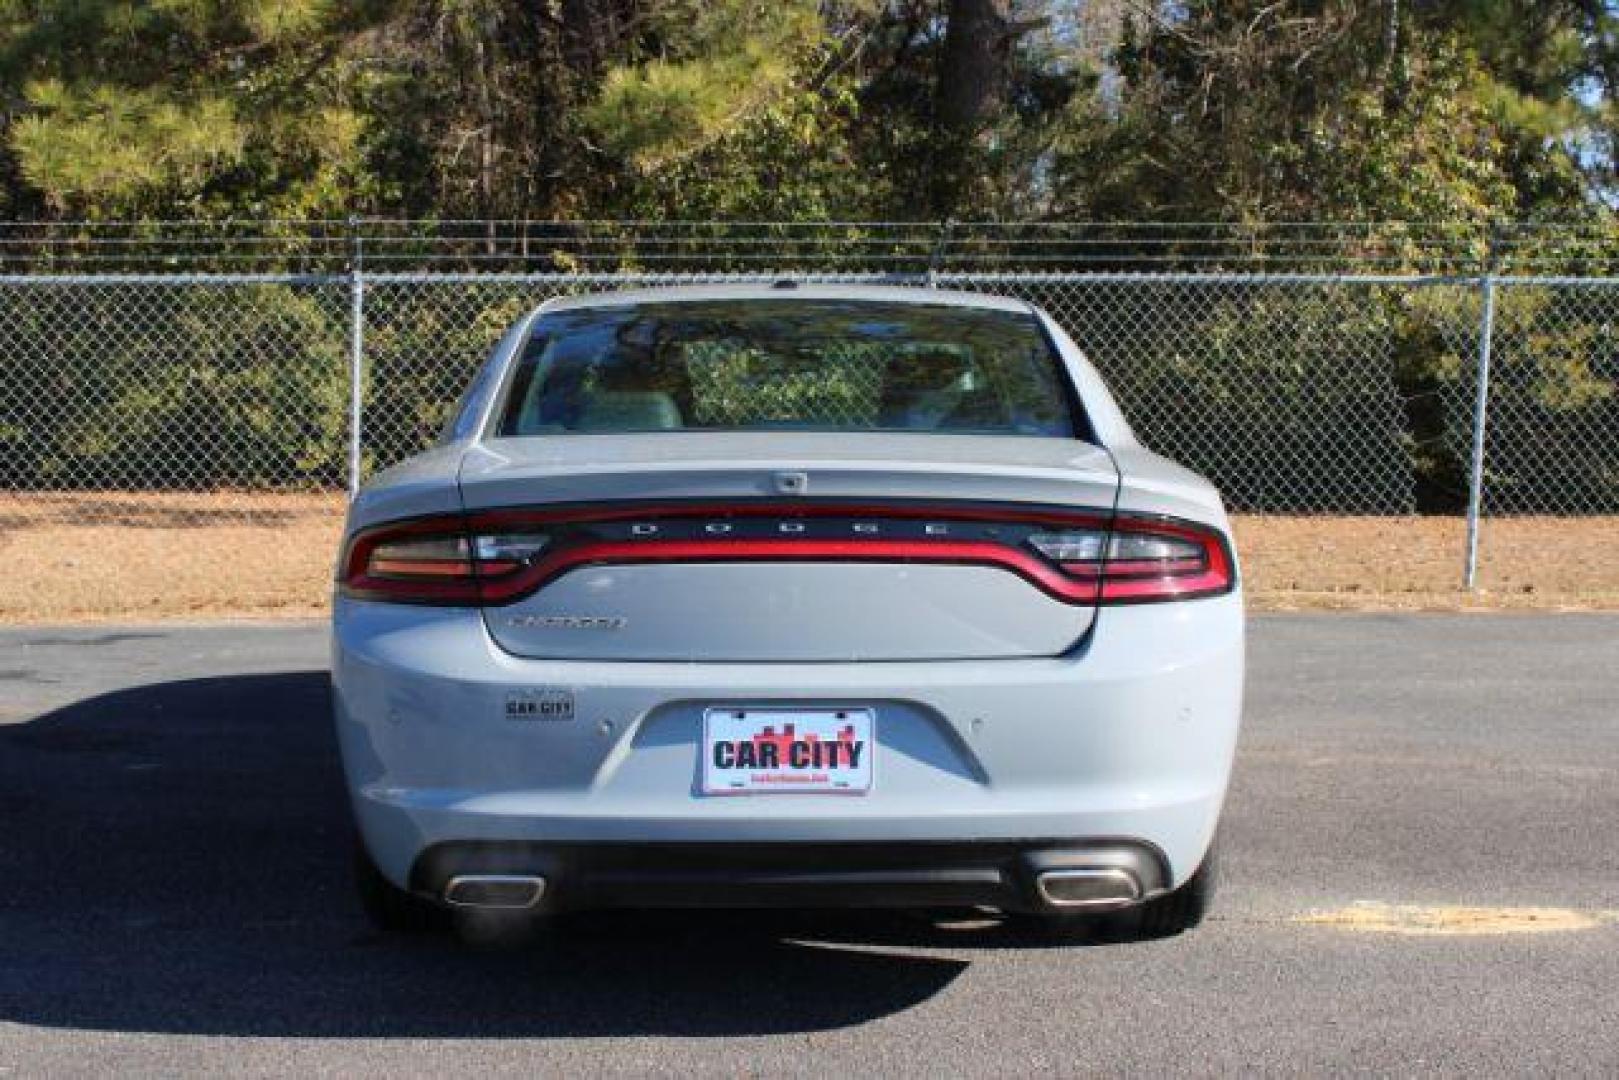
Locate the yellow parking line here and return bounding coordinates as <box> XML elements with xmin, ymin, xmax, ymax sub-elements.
<box><xmin>1294</xmin><ymin>902</ymin><xmax>1617</xmax><ymax>935</ymax></box>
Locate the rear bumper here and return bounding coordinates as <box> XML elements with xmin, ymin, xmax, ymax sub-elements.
<box><xmin>332</xmin><ymin>592</ymin><xmax>1244</xmax><ymax>904</ymax></box>
<box><xmin>412</xmin><ymin>839</ymin><xmax>1169</xmax><ymax>915</ymax></box>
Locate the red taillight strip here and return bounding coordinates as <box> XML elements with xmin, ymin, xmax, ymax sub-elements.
<box><xmin>1093</xmin><ymin>515</ymin><xmax>1234</xmax><ymax>604</ymax></box>
<box><xmin>1098</xmin><ymin>565</ymin><xmax>1231</xmax><ymax>601</ymax></box>
<box><xmin>1095</xmin><ymin>547</ymin><xmax>1232</xmax><ymax>602</ymax></box>
<box><xmin>369</xmin><ymin>558</ymin><xmax>478</xmax><ymax>577</ymax></box>
<box><xmin>1060</xmin><ymin>556</ymin><xmax>1207</xmax><ymax>578</ymax></box>
<box><xmin>338</xmin><ymin>502</ymin><xmax>1235</xmax><ymax>607</ymax></box>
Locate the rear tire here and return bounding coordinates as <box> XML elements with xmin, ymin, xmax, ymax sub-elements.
<box><xmin>1014</xmin><ymin>841</ymin><xmax>1218</xmax><ymax>943</ymax></box>
<box><xmin>353</xmin><ymin>841</ymin><xmax>449</xmax><ymax>935</ymax></box>
<box><xmin>1113</xmin><ymin>842</ymin><xmax>1217</xmax><ymax>939</ymax></box>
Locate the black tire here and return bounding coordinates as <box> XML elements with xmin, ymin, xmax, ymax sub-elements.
<box><xmin>1114</xmin><ymin>842</ymin><xmax>1217</xmax><ymax>939</ymax></box>
<box><xmin>353</xmin><ymin>841</ymin><xmax>449</xmax><ymax>935</ymax></box>
<box><xmin>1014</xmin><ymin>842</ymin><xmax>1218</xmax><ymax>943</ymax></box>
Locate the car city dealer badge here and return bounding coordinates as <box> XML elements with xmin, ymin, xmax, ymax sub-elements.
<box><xmin>504</xmin><ymin>688</ymin><xmax>575</xmax><ymax>721</ymax></box>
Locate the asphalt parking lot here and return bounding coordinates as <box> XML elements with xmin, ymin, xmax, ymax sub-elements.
<box><xmin>1</xmin><ymin>615</ymin><xmax>1616</xmax><ymax>1075</ymax></box>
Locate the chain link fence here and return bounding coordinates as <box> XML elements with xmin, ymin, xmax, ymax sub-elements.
<box><xmin>1</xmin><ymin>262</ymin><xmax>1615</xmax><ymax>609</ymax></box>
<box><xmin>0</xmin><ymin>276</ymin><xmax>349</xmax><ymax>529</ymax></box>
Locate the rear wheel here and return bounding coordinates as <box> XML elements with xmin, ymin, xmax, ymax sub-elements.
<box><xmin>1112</xmin><ymin>843</ymin><xmax>1217</xmax><ymax>939</ymax></box>
<box><xmin>353</xmin><ymin>841</ymin><xmax>449</xmax><ymax>935</ymax></box>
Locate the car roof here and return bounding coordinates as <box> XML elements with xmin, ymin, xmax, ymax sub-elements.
<box><xmin>535</xmin><ymin>282</ymin><xmax>1036</xmax><ymax>315</ymax></box>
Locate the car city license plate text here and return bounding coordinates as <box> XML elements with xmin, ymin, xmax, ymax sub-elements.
<box><xmin>702</xmin><ymin>708</ymin><xmax>874</xmax><ymax>795</ymax></box>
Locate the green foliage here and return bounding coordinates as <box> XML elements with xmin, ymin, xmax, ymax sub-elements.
<box><xmin>13</xmin><ymin>81</ymin><xmax>245</xmax><ymax>213</ymax></box>
<box><xmin>0</xmin><ymin>284</ymin><xmax>349</xmax><ymax>488</ymax></box>
<box><xmin>601</xmin><ymin>83</ymin><xmax>874</xmax><ymax>222</ymax></box>
<box><xmin>0</xmin><ymin>0</ymin><xmax>1615</xmax><ymax>225</ymax></box>
<box><xmin>1296</xmin><ymin>47</ymin><xmax>1521</xmax><ymax>222</ymax></box>
<box><xmin>0</xmin><ymin>0</ymin><xmax>370</xmax><ymax>217</ymax></box>
<box><xmin>586</xmin><ymin>0</ymin><xmax>827</xmax><ymax>172</ymax></box>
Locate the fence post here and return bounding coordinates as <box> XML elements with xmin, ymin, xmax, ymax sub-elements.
<box><xmin>347</xmin><ymin>217</ymin><xmax>365</xmax><ymax>499</ymax></box>
<box><xmin>926</xmin><ymin>219</ymin><xmax>954</xmax><ymax>286</ymax></box>
<box><xmin>1462</xmin><ymin>238</ymin><xmax>1500</xmax><ymax>589</ymax></box>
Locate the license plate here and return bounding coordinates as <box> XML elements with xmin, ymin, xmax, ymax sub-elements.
<box><xmin>701</xmin><ymin>708</ymin><xmax>875</xmax><ymax>795</ymax></box>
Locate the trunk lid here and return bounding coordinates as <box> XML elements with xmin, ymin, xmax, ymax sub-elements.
<box><xmin>459</xmin><ymin>432</ymin><xmax>1118</xmax><ymax>662</ymax></box>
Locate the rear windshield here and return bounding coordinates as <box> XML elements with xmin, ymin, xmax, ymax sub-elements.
<box><xmin>494</xmin><ymin>299</ymin><xmax>1078</xmax><ymax>438</ymax></box>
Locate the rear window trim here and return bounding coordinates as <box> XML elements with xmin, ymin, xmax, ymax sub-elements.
<box><xmin>484</xmin><ymin>298</ymin><xmax>1097</xmax><ymax>444</ymax></box>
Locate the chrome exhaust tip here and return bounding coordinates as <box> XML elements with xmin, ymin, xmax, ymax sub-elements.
<box><xmin>1035</xmin><ymin>867</ymin><xmax>1142</xmax><ymax>910</ymax></box>
<box><xmin>443</xmin><ymin>874</ymin><xmax>547</xmax><ymax>910</ymax></box>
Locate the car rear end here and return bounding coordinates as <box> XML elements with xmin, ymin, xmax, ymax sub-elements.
<box><xmin>331</xmin><ymin>287</ymin><xmax>1243</xmax><ymax>928</ymax></box>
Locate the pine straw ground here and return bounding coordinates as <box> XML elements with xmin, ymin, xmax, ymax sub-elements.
<box><xmin>3</xmin><ymin>492</ymin><xmax>1617</xmax><ymax>623</ymax></box>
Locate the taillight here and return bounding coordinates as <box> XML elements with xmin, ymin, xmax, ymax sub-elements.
<box><xmin>340</xmin><ymin>504</ymin><xmax>1233</xmax><ymax>607</ymax></box>
<box><xmin>340</xmin><ymin>515</ymin><xmax>549</xmax><ymax>603</ymax></box>
<box><xmin>1028</xmin><ymin>517</ymin><xmax>1233</xmax><ymax>603</ymax></box>
<box><xmin>367</xmin><ymin>536</ymin><xmax>477</xmax><ymax>579</ymax></box>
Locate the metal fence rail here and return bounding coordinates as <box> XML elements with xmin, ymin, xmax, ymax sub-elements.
<box><xmin>1</xmin><ymin>267</ymin><xmax>1616</xmax><ymax>590</ymax></box>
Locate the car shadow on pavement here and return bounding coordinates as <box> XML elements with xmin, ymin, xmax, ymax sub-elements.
<box><xmin>0</xmin><ymin>671</ymin><xmax>1099</xmax><ymax>1039</ymax></box>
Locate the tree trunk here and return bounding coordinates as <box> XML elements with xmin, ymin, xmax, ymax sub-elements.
<box><xmin>561</xmin><ymin>0</ymin><xmax>612</xmax><ymax>81</ymax></box>
<box><xmin>930</xmin><ymin>0</ymin><xmax>1013</xmax><ymax>217</ymax></box>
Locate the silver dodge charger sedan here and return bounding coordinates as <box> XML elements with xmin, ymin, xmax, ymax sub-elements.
<box><xmin>332</xmin><ymin>284</ymin><xmax>1244</xmax><ymax>943</ymax></box>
